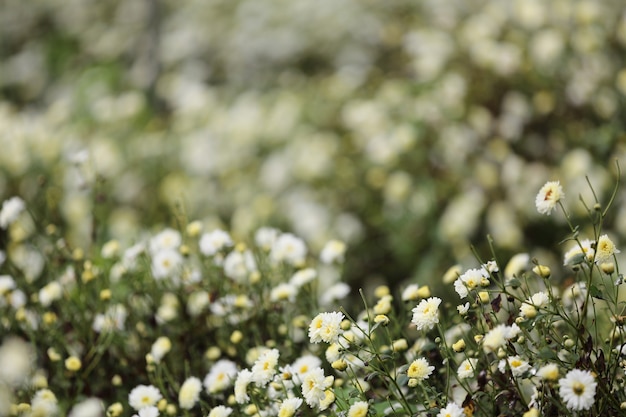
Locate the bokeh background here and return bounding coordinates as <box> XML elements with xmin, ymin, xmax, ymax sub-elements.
<box><xmin>2</xmin><ymin>0</ymin><xmax>626</xmax><ymax>294</ymax></box>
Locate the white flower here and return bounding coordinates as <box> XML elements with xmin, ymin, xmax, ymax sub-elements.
<box><xmin>290</xmin><ymin>268</ymin><xmax>317</xmax><ymax>287</ymax></box>
<box><xmin>453</xmin><ymin>268</ymin><xmax>488</xmax><ymax>298</ymax></box>
<box><xmin>291</xmin><ymin>354</ymin><xmax>322</xmax><ymax>382</ymax></box>
<box><xmin>68</xmin><ymin>398</ymin><xmax>103</xmax><ymax>417</ymax></box>
<box><xmin>309</xmin><ymin>312</ymin><xmax>345</xmax><ymax>344</ymax></box>
<box><xmin>437</xmin><ymin>402</ymin><xmax>465</xmax><ymax>417</ymax></box>
<box><xmin>151</xmin><ymin>249</ymin><xmax>183</xmax><ymax>280</ymax></box>
<box><xmin>270</xmin><ymin>283</ymin><xmax>298</xmax><ymax>303</ymax></box>
<box><xmin>149</xmin><ymin>228</ymin><xmax>181</xmax><ymax>255</ymax></box>
<box><xmin>0</xmin><ymin>196</ymin><xmax>25</xmax><ymax>228</ymax></box>
<box><xmin>30</xmin><ymin>389</ymin><xmax>59</xmax><ymax>416</ymax></box>
<box><xmin>92</xmin><ymin>304</ymin><xmax>128</xmax><ymax>333</ymax></box>
<box><xmin>535</xmin><ymin>180</ymin><xmax>564</xmax><ymax>215</ymax></box>
<box><xmin>482</xmin><ymin>324</ymin><xmax>520</xmax><ymax>353</ymax></box>
<box><xmin>150</xmin><ymin>337</ymin><xmax>172</xmax><ymax>364</ymax></box>
<box><xmin>187</xmin><ymin>291</ymin><xmax>210</xmax><ymax>317</ymax></box>
<box><xmin>128</xmin><ymin>385</ymin><xmax>162</xmax><ymax>411</ymax></box>
<box><xmin>411</xmin><ymin>297</ymin><xmax>442</xmax><ymax>331</ymax></box>
<box><xmin>278</xmin><ymin>397</ymin><xmax>302</xmax><ymax>417</ymax></box>
<box><xmin>401</xmin><ymin>284</ymin><xmax>420</xmax><ymax>301</ymax></box>
<box><xmin>270</xmin><ymin>233</ymin><xmax>307</xmax><ymax>266</ymax></box>
<box><xmin>347</xmin><ymin>400</ymin><xmax>368</xmax><ymax>417</ymax></box>
<box><xmin>208</xmin><ymin>405</ymin><xmax>233</xmax><ymax>417</ymax></box>
<box><xmin>559</xmin><ymin>369</ymin><xmax>596</xmax><ymax>411</ymax></box>
<box><xmin>251</xmin><ymin>348</ymin><xmax>279</xmax><ymax>386</ymax></box>
<box><xmin>319</xmin><ymin>282</ymin><xmax>351</xmax><ymax>306</ymax></box>
<box><xmin>504</xmin><ymin>253</ymin><xmax>530</xmax><ymax>280</ymax></box>
<box><xmin>199</xmin><ymin>229</ymin><xmax>233</xmax><ymax>256</ymax></box>
<box><xmin>0</xmin><ymin>337</ymin><xmax>35</xmax><ymax>387</ymax></box>
<box><xmin>519</xmin><ymin>291</ymin><xmax>550</xmax><ymax>319</ymax></box>
<box><xmin>537</xmin><ymin>363</ymin><xmax>559</xmax><ymax>381</ymax></box>
<box><xmin>223</xmin><ymin>250</ymin><xmax>257</xmax><ymax>282</ymax></box>
<box><xmin>595</xmin><ymin>234</ymin><xmax>620</xmax><ymax>264</ymax></box>
<box><xmin>563</xmin><ymin>239</ymin><xmax>595</xmax><ymax>266</ymax></box>
<box><xmin>457</xmin><ymin>358</ymin><xmax>478</xmax><ymax>379</ymax></box>
<box><xmin>498</xmin><ymin>355</ymin><xmax>531</xmax><ymax>377</ymax></box>
<box><xmin>234</xmin><ymin>369</ymin><xmax>253</xmax><ymax>404</ymax></box>
<box><xmin>254</xmin><ymin>227</ymin><xmax>280</xmax><ymax>251</ymax></box>
<box><xmin>407</xmin><ymin>357</ymin><xmax>434</xmax><ymax>381</ymax></box>
<box><xmin>0</xmin><ymin>275</ymin><xmax>16</xmax><ymax>296</ymax></box>
<box><xmin>204</xmin><ymin>359</ymin><xmax>238</xmax><ymax>394</ymax></box>
<box><xmin>320</xmin><ymin>239</ymin><xmax>347</xmax><ymax>264</ymax></box>
<box><xmin>178</xmin><ymin>377</ymin><xmax>202</xmax><ymax>410</ymax></box>
<box><xmin>301</xmin><ymin>367</ymin><xmax>332</xmax><ymax>408</ymax></box>
<box><xmin>133</xmin><ymin>406</ymin><xmax>159</xmax><ymax>417</ymax></box>
<box><xmin>38</xmin><ymin>281</ymin><xmax>63</xmax><ymax>307</ymax></box>
<box><xmin>457</xmin><ymin>302</ymin><xmax>470</xmax><ymax>315</ymax></box>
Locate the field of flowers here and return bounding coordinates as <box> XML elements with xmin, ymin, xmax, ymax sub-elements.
<box><xmin>2</xmin><ymin>0</ymin><xmax>626</xmax><ymax>416</ymax></box>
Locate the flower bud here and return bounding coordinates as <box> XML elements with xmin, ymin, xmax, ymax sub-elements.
<box><xmin>532</xmin><ymin>265</ymin><xmax>551</xmax><ymax>278</ymax></box>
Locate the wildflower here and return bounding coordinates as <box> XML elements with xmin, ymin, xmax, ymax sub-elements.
<box><xmin>457</xmin><ymin>358</ymin><xmax>478</xmax><ymax>379</ymax></box>
<box><xmin>411</xmin><ymin>297</ymin><xmax>442</xmax><ymax>331</ymax></box>
<box><xmin>563</xmin><ymin>239</ymin><xmax>595</xmax><ymax>266</ymax></box>
<box><xmin>452</xmin><ymin>339</ymin><xmax>466</xmax><ymax>352</ymax></box>
<box><xmin>278</xmin><ymin>398</ymin><xmax>303</xmax><ymax>417</ymax></box>
<box><xmin>457</xmin><ymin>302</ymin><xmax>470</xmax><ymax>315</ymax></box>
<box><xmin>309</xmin><ymin>312</ymin><xmax>345</xmax><ymax>343</ymax></box>
<box><xmin>251</xmin><ymin>348</ymin><xmax>279</xmax><ymax>386</ymax></box>
<box><xmin>199</xmin><ymin>229</ymin><xmax>233</xmax><ymax>256</ymax></box>
<box><xmin>483</xmin><ymin>324</ymin><xmax>520</xmax><ymax>353</ymax></box>
<box><xmin>392</xmin><ymin>338</ymin><xmax>408</xmax><ymax>352</ymax></box>
<box><xmin>519</xmin><ymin>292</ymin><xmax>550</xmax><ymax>319</ymax></box>
<box><xmin>270</xmin><ymin>283</ymin><xmax>298</xmax><ymax>302</ymax></box>
<box><xmin>504</xmin><ymin>253</ymin><xmax>529</xmax><ymax>280</ymax></box>
<box><xmin>373</xmin><ymin>295</ymin><xmax>393</xmax><ymax>315</ymax></box>
<box><xmin>291</xmin><ymin>355</ymin><xmax>322</xmax><ymax>382</ymax></box>
<box><xmin>38</xmin><ymin>281</ymin><xmax>63</xmax><ymax>307</ymax></box>
<box><xmin>535</xmin><ymin>181</ymin><xmax>564</xmax><ymax>215</ymax></box>
<box><xmin>532</xmin><ymin>264</ymin><xmax>551</xmax><ymax>278</ymax></box>
<box><xmin>178</xmin><ymin>377</ymin><xmax>202</xmax><ymax>410</ymax></box>
<box><xmin>301</xmin><ymin>367</ymin><xmax>332</xmax><ymax>408</ymax></box>
<box><xmin>499</xmin><ymin>356</ymin><xmax>531</xmax><ymax>377</ymax></box>
<box><xmin>374</xmin><ymin>314</ymin><xmax>389</xmax><ymax>326</ymax></box>
<box><xmin>407</xmin><ymin>358</ymin><xmax>434</xmax><ymax>381</ymax></box>
<box><xmin>443</xmin><ymin>265</ymin><xmax>462</xmax><ymax>284</ymax></box>
<box><xmin>454</xmin><ymin>268</ymin><xmax>488</xmax><ymax>298</ymax></box>
<box><xmin>234</xmin><ymin>369</ymin><xmax>253</xmax><ymax>404</ymax></box>
<box><xmin>347</xmin><ymin>400</ymin><xmax>369</xmax><ymax>417</ymax></box>
<box><xmin>319</xmin><ymin>389</ymin><xmax>336</xmax><ymax>411</ymax></box>
<box><xmin>132</xmin><ymin>406</ymin><xmax>159</xmax><ymax>417</ymax></box>
<box><xmin>187</xmin><ymin>291</ymin><xmax>210</xmax><ymax>317</ymax></box>
<box><xmin>537</xmin><ymin>363</ymin><xmax>559</xmax><ymax>381</ymax></box>
<box><xmin>129</xmin><ymin>385</ymin><xmax>162</xmax><ymax>411</ymax></box>
<box><xmin>270</xmin><ymin>233</ymin><xmax>307</xmax><ymax>266</ymax></box>
<box><xmin>0</xmin><ymin>337</ymin><xmax>35</xmax><ymax>387</ymax></box>
<box><xmin>437</xmin><ymin>402</ymin><xmax>465</xmax><ymax>417</ymax></box>
<box><xmin>107</xmin><ymin>402</ymin><xmax>123</xmax><ymax>417</ymax></box>
<box><xmin>151</xmin><ymin>249</ymin><xmax>183</xmax><ymax>279</ymax></box>
<box><xmin>31</xmin><ymin>389</ymin><xmax>59</xmax><ymax>416</ymax></box>
<box><xmin>595</xmin><ymin>234</ymin><xmax>620</xmax><ymax>264</ymax></box>
<box><xmin>401</xmin><ymin>284</ymin><xmax>420</xmax><ymax>301</ymax></box>
<box><xmin>68</xmin><ymin>398</ymin><xmax>103</xmax><ymax>417</ymax></box>
<box><xmin>559</xmin><ymin>369</ymin><xmax>596</xmax><ymax>411</ymax></box>
<box><xmin>223</xmin><ymin>250</ymin><xmax>257</xmax><ymax>282</ymax></box>
<box><xmin>208</xmin><ymin>406</ymin><xmax>233</xmax><ymax>417</ymax></box>
<box><xmin>319</xmin><ymin>282</ymin><xmax>351</xmax><ymax>306</ymax></box>
<box><xmin>150</xmin><ymin>337</ymin><xmax>171</xmax><ymax>364</ymax></box>
<box><xmin>320</xmin><ymin>239</ymin><xmax>347</xmax><ymax>264</ymax></box>
<box><xmin>0</xmin><ymin>196</ymin><xmax>25</xmax><ymax>228</ymax></box>
<box><xmin>204</xmin><ymin>359</ymin><xmax>238</xmax><ymax>394</ymax></box>
<box><xmin>290</xmin><ymin>268</ymin><xmax>317</xmax><ymax>287</ymax></box>
<box><xmin>149</xmin><ymin>228</ymin><xmax>182</xmax><ymax>254</ymax></box>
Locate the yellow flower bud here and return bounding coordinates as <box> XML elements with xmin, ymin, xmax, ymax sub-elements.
<box><xmin>332</xmin><ymin>359</ymin><xmax>348</xmax><ymax>371</ymax></box>
<box><xmin>416</xmin><ymin>286</ymin><xmax>431</xmax><ymax>298</ymax></box>
<box><xmin>374</xmin><ymin>285</ymin><xmax>390</xmax><ymax>298</ymax></box>
<box><xmin>107</xmin><ymin>403</ymin><xmax>123</xmax><ymax>417</ymax></box>
<box><xmin>65</xmin><ymin>356</ymin><xmax>82</xmax><ymax>372</ymax></box>
<box><xmin>532</xmin><ymin>265</ymin><xmax>551</xmax><ymax>278</ymax></box>
<box><xmin>478</xmin><ymin>291</ymin><xmax>490</xmax><ymax>304</ymax></box>
<box><xmin>452</xmin><ymin>339</ymin><xmax>466</xmax><ymax>353</ymax></box>
<box><xmin>230</xmin><ymin>330</ymin><xmax>243</xmax><ymax>344</ymax></box>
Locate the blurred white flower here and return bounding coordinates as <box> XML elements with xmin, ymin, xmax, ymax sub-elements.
<box><xmin>0</xmin><ymin>337</ymin><xmax>35</xmax><ymax>387</ymax></box>
<box><xmin>68</xmin><ymin>398</ymin><xmax>103</xmax><ymax>417</ymax></box>
<box><xmin>178</xmin><ymin>376</ymin><xmax>202</xmax><ymax>410</ymax></box>
<box><xmin>270</xmin><ymin>233</ymin><xmax>307</xmax><ymax>266</ymax></box>
<box><xmin>199</xmin><ymin>229</ymin><xmax>233</xmax><ymax>256</ymax></box>
<box><xmin>309</xmin><ymin>312</ymin><xmax>345</xmax><ymax>344</ymax></box>
<box><xmin>320</xmin><ymin>239</ymin><xmax>347</xmax><ymax>264</ymax></box>
<box><xmin>129</xmin><ymin>385</ymin><xmax>162</xmax><ymax>411</ymax></box>
<box><xmin>38</xmin><ymin>281</ymin><xmax>63</xmax><ymax>307</ymax></box>
<box><xmin>151</xmin><ymin>249</ymin><xmax>183</xmax><ymax>280</ymax></box>
<box><xmin>204</xmin><ymin>359</ymin><xmax>238</xmax><ymax>394</ymax></box>
<box><xmin>0</xmin><ymin>196</ymin><xmax>25</xmax><ymax>228</ymax></box>
<box><xmin>150</xmin><ymin>337</ymin><xmax>172</xmax><ymax>364</ymax></box>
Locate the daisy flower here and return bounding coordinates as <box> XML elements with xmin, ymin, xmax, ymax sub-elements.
<box><xmin>457</xmin><ymin>358</ymin><xmax>478</xmax><ymax>379</ymax></box>
<box><xmin>347</xmin><ymin>400</ymin><xmax>369</xmax><ymax>417</ymax></box>
<box><xmin>199</xmin><ymin>229</ymin><xmax>233</xmax><ymax>256</ymax></box>
<box><xmin>537</xmin><ymin>363</ymin><xmax>559</xmax><ymax>381</ymax></box>
<box><xmin>482</xmin><ymin>324</ymin><xmax>520</xmax><ymax>353</ymax></box>
<box><xmin>301</xmin><ymin>367</ymin><xmax>332</xmax><ymax>408</ymax></box>
<box><xmin>128</xmin><ymin>385</ymin><xmax>162</xmax><ymax>411</ymax></box>
<box><xmin>559</xmin><ymin>369</ymin><xmax>596</xmax><ymax>411</ymax></box>
<box><xmin>453</xmin><ymin>268</ymin><xmax>488</xmax><ymax>299</ymax></box>
<box><xmin>278</xmin><ymin>397</ymin><xmax>303</xmax><ymax>417</ymax></box>
<box><xmin>437</xmin><ymin>402</ymin><xmax>465</xmax><ymax>417</ymax></box>
<box><xmin>251</xmin><ymin>348</ymin><xmax>279</xmax><ymax>386</ymax></box>
<box><xmin>234</xmin><ymin>369</ymin><xmax>253</xmax><ymax>404</ymax></box>
<box><xmin>204</xmin><ymin>359</ymin><xmax>238</xmax><ymax>394</ymax></box>
<box><xmin>595</xmin><ymin>234</ymin><xmax>620</xmax><ymax>264</ymax></box>
<box><xmin>499</xmin><ymin>355</ymin><xmax>531</xmax><ymax>377</ymax></box>
<box><xmin>535</xmin><ymin>180</ymin><xmax>564</xmax><ymax>215</ymax></box>
<box><xmin>407</xmin><ymin>358</ymin><xmax>435</xmax><ymax>382</ymax></box>
<box><xmin>0</xmin><ymin>196</ymin><xmax>25</xmax><ymax>228</ymax></box>
<box><xmin>178</xmin><ymin>377</ymin><xmax>202</xmax><ymax>410</ymax></box>
<box><xmin>309</xmin><ymin>312</ymin><xmax>345</xmax><ymax>344</ymax></box>
<box><xmin>411</xmin><ymin>297</ymin><xmax>442</xmax><ymax>331</ymax></box>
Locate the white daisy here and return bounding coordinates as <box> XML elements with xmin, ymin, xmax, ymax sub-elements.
<box><xmin>559</xmin><ymin>369</ymin><xmax>596</xmax><ymax>411</ymax></box>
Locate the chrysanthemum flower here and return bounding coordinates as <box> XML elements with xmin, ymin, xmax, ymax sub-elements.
<box><xmin>595</xmin><ymin>234</ymin><xmax>620</xmax><ymax>264</ymax></box>
<box><xmin>457</xmin><ymin>358</ymin><xmax>478</xmax><ymax>379</ymax></box>
<box><xmin>301</xmin><ymin>367</ymin><xmax>332</xmax><ymax>408</ymax></box>
<box><xmin>128</xmin><ymin>385</ymin><xmax>162</xmax><ymax>411</ymax></box>
<box><xmin>179</xmin><ymin>377</ymin><xmax>202</xmax><ymax>410</ymax></box>
<box><xmin>270</xmin><ymin>283</ymin><xmax>298</xmax><ymax>303</ymax></box>
<box><xmin>0</xmin><ymin>196</ymin><xmax>25</xmax><ymax>229</ymax></box>
<box><xmin>290</xmin><ymin>268</ymin><xmax>317</xmax><ymax>287</ymax></box>
<box><xmin>251</xmin><ymin>348</ymin><xmax>279</xmax><ymax>386</ymax></box>
<box><xmin>234</xmin><ymin>369</ymin><xmax>253</xmax><ymax>404</ymax></box>
<box><xmin>278</xmin><ymin>398</ymin><xmax>303</xmax><ymax>417</ymax></box>
<box><xmin>68</xmin><ymin>398</ymin><xmax>103</xmax><ymax>417</ymax></box>
<box><xmin>270</xmin><ymin>233</ymin><xmax>307</xmax><ymax>266</ymax></box>
<box><xmin>151</xmin><ymin>249</ymin><xmax>182</xmax><ymax>280</ymax></box>
<box><xmin>150</xmin><ymin>337</ymin><xmax>171</xmax><ymax>364</ymax></box>
<box><xmin>411</xmin><ymin>297</ymin><xmax>442</xmax><ymax>331</ymax></box>
<box><xmin>208</xmin><ymin>405</ymin><xmax>233</xmax><ymax>417</ymax></box>
<box><xmin>347</xmin><ymin>400</ymin><xmax>369</xmax><ymax>417</ymax></box>
<box><xmin>563</xmin><ymin>239</ymin><xmax>595</xmax><ymax>266</ymax></box>
<box><xmin>149</xmin><ymin>228</ymin><xmax>181</xmax><ymax>254</ymax></box>
<box><xmin>482</xmin><ymin>324</ymin><xmax>520</xmax><ymax>353</ymax></box>
<box><xmin>437</xmin><ymin>402</ymin><xmax>465</xmax><ymax>417</ymax></box>
<box><xmin>31</xmin><ymin>389</ymin><xmax>59</xmax><ymax>417</ymax></box>
<box><xmin>407</xmin><ymin>358</ymin><xmax>434</xmax><ymax>381</ymax></box>
<box><xmin>559</xmin><ymin>369</ymin><xmax>596</xmax><ymax>411</ymax></box>
<box><xmin>498</xmin><ymin>355</ymin><xmax>530</xmax><ymax>377</ymax></box>
<box><xmin>199</xmin><ymin>229</ymin><xmax>233</xmax><ymax>256</ymax></box>
<box><xmin>454</xmin><ymin>268</ymin><xmax>488</xmax><ymax>298</ymax></box>
<box><xmin>535</xmin><ymin>180</ymin><xmax>564</xmax><ymax>215</ymax></box>
<box><xmin>320</xmin><ymin>239</ymin><xmax>347</xmax><ymax>264</ymax></box>
<box><xmin>537</xmin><ymin>363</ymin><xmax>559</xmax><ymax>381</ymax></box>
<box><xmin>291</xmin><ymin>355</ymin><xmax>322</xmax><ymax>383</ymax></box>
<box><xmin>309</xmin><ymin>312</ymin><xmax>345</xmax><ymax>343</ymax></box>
<box><xmin>132</xmin><ymin>406</ymin><xmax>159</xmax><ymax>417</ymax></box>
<box><xmin>204</xmin><ymin>359</ymin><xmax>238</xmax><ymax>394</ymax></box>
<box><xmin>519</xmin><ymin>291</ymin><xmax>550</xmax><ymax>319</ymax></box>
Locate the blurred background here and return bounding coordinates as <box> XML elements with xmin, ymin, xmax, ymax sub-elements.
<box><xmin>2</xmin><ymin>0</ymin><xmax>626</xmax><ymax>294</ymax></box>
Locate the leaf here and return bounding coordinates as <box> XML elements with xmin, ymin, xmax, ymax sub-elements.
<box><xmin>491</xmin><ymin>294</ymin><xmax>502</xmax><ymax>313</ymax></box>
<box><xmin>590</xmin><ymin>285</ymin><xmax>604</xmax><ymax>300</ymax></box>
<box><xmin>537</xmin><ymin>347</ymin><xmax>557</xmax><ymax>360</ymax></box>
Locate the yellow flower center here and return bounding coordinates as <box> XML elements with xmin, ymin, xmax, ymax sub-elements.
<box><xmin>572</xmin><ymin>382</ymin><xmax>585</xmax><ymax>396</ymax></box>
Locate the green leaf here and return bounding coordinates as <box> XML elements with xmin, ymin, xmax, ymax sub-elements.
<box><xmin>590</xmin><ymin>285</ymin><xmax>604</xmax><ymax>300</ymax></box>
